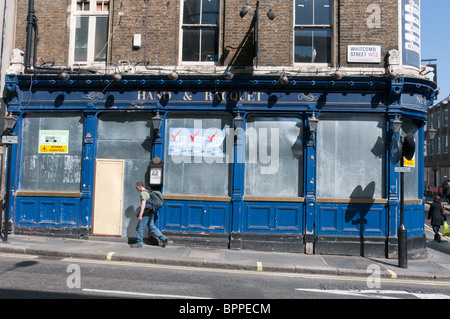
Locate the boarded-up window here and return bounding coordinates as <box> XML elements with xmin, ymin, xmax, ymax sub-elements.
<box><xmin>20</xmin><ymin>113</ymin><xmax>83</xmax><ymax>191</ymax></box>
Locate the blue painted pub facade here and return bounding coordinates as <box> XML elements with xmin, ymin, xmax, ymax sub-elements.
<box><xmin>5</xmin><ymin>73</ymin><xmax>436</xmax><ymax>257</ymax></box>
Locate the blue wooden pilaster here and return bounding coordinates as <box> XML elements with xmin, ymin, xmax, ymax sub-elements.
<box><xmin>387</xmin><ymin>112</ymin><xmax>400</xmax><ymax>238</ymax></box>
<box><xmin>418</xmin><ymin>125</ymin><xmax>425</xmax><ymax>203</ymax></box>
<box><xmin>304</xmin><ymin>113</ymin><xmax>317</xmax><ymax>254</ymax></box>
<box><xmin>231</xmin><ymin>112</ymin><xmax>245</xmax><ymax>234</ymax></box>
<box><xmin>80</xmin><ymin>112</ymin><xmax>97</xmax><ymax>229</ymax></box>
<box><xmin>7</xmin><ymin>114</ymin><xmax>21</xmax><ymax>225</ymax></box>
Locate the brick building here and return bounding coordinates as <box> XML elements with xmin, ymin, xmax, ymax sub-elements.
<box><xmin>12</xmin><ymin>0</ymin><xmax>406</xmax><ymax>74</ymax></box>
<box><xmin>3</xmin><ymin>0</ymin><xmax>436</xmax><ymax>258</ymax></box>
<box><xmin>425</xmin><ymin>96</ymin><xmax>450</xmax><ymax>195</ymax></box>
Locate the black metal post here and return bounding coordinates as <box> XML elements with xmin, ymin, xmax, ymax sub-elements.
<box><xmin>2</xmin><ymin>143</ymin><xmax>11</xmax><ymax>243</ymax></box>
<box><xmin>398</xmin><ymin>156</ymin><xmax>408</xmax><ymax>268</ymax></box>
<box><xmin>254</xmin><ymin>1</ymin><xmax>260</xmax><ymax>67</ymax></box>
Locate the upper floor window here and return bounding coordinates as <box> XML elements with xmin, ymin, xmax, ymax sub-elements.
<box><xmin>181</xmin><ymin>0</ymin><xmax>220</xmax><ymax>63</ymax></box>
<box><xmin>294</xmin><ymin>0</ymin><xmax>332</xmax><ymax>64</ymax></box>
<box><xmin>435</xmin><ymin>137</ymin><xmax>441</xmax><ymax>155</ymax></box>
<box><xmin>444</xmin><ymin>136</ymin><xmax>448</xmax><ymax>154</ymax></box>
<box><xmin>435</xmin><ymin>111</ymin><xmax>441</xmax><ymax>128</ymax></box>
<box><xmin>70</xmin><ymin>0</ymin><xmax>109</xmax><ymax>65</ymax></box>
<box><xmin>428</xmin><ymin>114</ymin><xmax>433</xmax><ymax>129</ymax></box>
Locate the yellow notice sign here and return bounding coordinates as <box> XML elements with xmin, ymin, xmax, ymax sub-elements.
<box><xmin>39</xmin><ymin>145</ymin><xmax>68</xmax><ymax>153</ymax></box>
<box><xmin>403</xmin><ymin>156</ymin><xmax>415</xmax><ymax>168</ymax></box>
<box><xmin>39</xmin><ymin>130</ymin><xmax>69</xmax><ymax>154</ymax></box>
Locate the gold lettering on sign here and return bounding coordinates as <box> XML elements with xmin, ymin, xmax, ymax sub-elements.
<box><xmin>416</xmin><ymin>96</ymin><xmax>426</xmax><ymax>106</ymax></box>
<box><xmin>137</xmin><ymin>91</ymin><xmax>172</xmax><ymax>101</ymax></box>
<box><xmin>137</xmin><ymin>91</ymin><xmax>154</xmax><ymax>100</ymax></box>
<box><xmin>137</xmin><ymin>91</ymin><xmax>268</xmax><ymax>102</ymax></box>
<box><xmin>183</xmin><ymin>92</ymin><xmax>193</xmax><ymax>101</ymax></box>
<box><xmin>157</xmin><ymin>91</ymin><xmax>172</xmax><ymax>100</ymax></box>
<box><xmin>228</xmin><ymin>91</ymin><xmax>240</xmax><ymax>102</ymax></box>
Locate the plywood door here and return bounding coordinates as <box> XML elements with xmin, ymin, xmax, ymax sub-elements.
<box><xmin>92</xmin><ymin>159</ymin><xmax>124</xmax><ymax>236</ymax></box>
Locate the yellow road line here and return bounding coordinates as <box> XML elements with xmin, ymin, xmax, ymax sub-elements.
<box><xmin>106</xmin><ymin>252</ymin><xmax>115</xmax><ymax>261</ymax></box>
<box><xmin>257</xmin><ymin>262</ymin><xmax>263</xmax><ymax>272</ymax></box>
<box><xmin>387</xmin><ymin>269</ymin><xmax>397</xmax><ymax>279</ymax></box>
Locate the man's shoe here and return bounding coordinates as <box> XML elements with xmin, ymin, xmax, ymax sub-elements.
<box><xmin>130</xmin><ymin>243</ymin><xmax>143</xmax><ymax>248</ymax></box>
<box><xmin>161</xmin><ymin>238</ymin><xmax>169</xmax><ymax>248</ymax></box>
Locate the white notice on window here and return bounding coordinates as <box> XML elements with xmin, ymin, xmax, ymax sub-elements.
<box><xmin>39</xmin><ymin>130</ymin><xmax>69</xmax><ymax>153</ymax></box>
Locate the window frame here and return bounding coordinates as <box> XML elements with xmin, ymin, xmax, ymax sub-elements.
<box><xmin>316</xmin><ymin>114</ymin><xmax>387</xmax><ymax>200</ymax></box>
<box><xmin>435</xmin><ymin>136</ymin><xmax>441</xmax><ymax>155</ymax></box>
<box><xmin>244</xmin><ymin>114</ymin><xmax>304</xmax><ymax>199</ymax></box>
<box><xmin>163</xmin><ymin>112</ymin><xmax>233</xmax><ymax>197</ymax></box>
<box><xmin>443</xmin><ymin>136</ymin><xmax>448</xmax><ymax>154</ymax></box>
<box><xmin>179</xmin><ymin>0</ymin><xmax>221</xmax><ymax>65</ymax></box>
<box><xmin>443</xmin><ymin>108</ymin><xmax>448</xmax><ymax>127</ymax></box>
<box><xmin>69</xmin><ymin>0</ymin><xmax>110</xmax><ymax>67</ymax></box>
<box><xmin>293</xmin><ymin>0</ymin><xmax>334</xmax><ymax>66</ymax></box>
<box><xmin>18</xmin><ymin>113</ymin><xmax>84</xmax><ymax>192</ymax></box>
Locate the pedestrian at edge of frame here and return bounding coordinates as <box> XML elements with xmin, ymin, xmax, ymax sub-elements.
<box><xmin>428</xmin><ymin>194</ymin><xmax>447</xmax><ymax>243</ymax></box>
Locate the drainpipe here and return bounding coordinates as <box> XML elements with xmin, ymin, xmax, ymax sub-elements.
<box><xmin>24</xmin><ymin>0</ymin><xmax>96</xmax><ymax>75</ymax></box>
<box><xmin>24</xmin><ymin>0</ymin><xmax>35</xmax><ymax>73</ymax></box>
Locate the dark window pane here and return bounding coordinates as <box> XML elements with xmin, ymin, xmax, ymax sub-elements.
<box><xmin>315</xmin><ymin>0</ymin><xmax>332</xmax><ymax>25</ymax></box>
<box><xmin>295</xmin><ymin>28</ymin><xmax>331</xmax><ymax>63</ymax></box>
<box><xmin>183</xmin><ymin>29</ymin><xmax>200</xmax><ymax>61</ymax></box>
<box><xmin>294</xmin><ymin>29</ymin><xmax>313</xmax><ymax>62</ymax></box>
<box><xmin>201</xmin><ymin>28</ymin><xmax>218</xmax><ymax>61</ymax></box>
<box><xmin>312</xmin><ymin>28</ymin><xmax>331</xmax><ymax>63</ymax></box>
<box><xmin>183</xmin><ymin>0</ymin><xmax>200</xmax><ymax>24</ymax></box>
<box><xmin>201</xmin><ymin>0</ymin><xmax>219</xmax><ymax>24</ymax></box>
<box><xmin>295</xmin><ymin>0</ymin><xmax>313</xmax><ymax>25</ymax></box>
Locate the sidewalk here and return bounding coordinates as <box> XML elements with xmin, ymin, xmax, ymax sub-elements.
<box><xmin>1</xmin><ymin>229</ymin><xmax>449</xmax><ymax>281</ymax></box>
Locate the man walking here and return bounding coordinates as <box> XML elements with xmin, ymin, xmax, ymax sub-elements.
<box><xmin>428</xmin><ymin>195</ymin><xmax>446</xmax><ymax>243</ymax></box>
<box><xmin>131</xmin><ymin>181</ymin><xmax>169</xmax><ymax>248</ymax></box>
